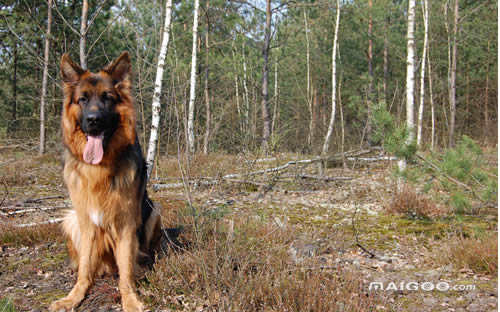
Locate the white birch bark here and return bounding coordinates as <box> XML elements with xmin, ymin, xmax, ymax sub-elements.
<box><xmin>417</xmin><ymin>0</ymin><xmax>429</xmax><ymax>147</ymax></box>
<box><xmin>399</xmin><ymin>0</ymin><xmax>416</xmax><ymax>172</ymax></box>
<box><xmin>322</xmin><ymin>0</ymin><xmax>340</xmax><ymax>155</ymax></box>
<box><xmin>187</xmin><ymin>0</ymin><xmax>200</xmax><ymax>155</ymax></box>
<box><xmin>80</xmin><ymin>0</ymin><xmax>88</xmax><ymax>69</ymax></box>
<box><xmin>231</xmin><ymin>44</ymin><xmax>242</xmax><ymax>132</ymax></box>
<box><xmin>242</xmin><ymin>43</ymin><xmax>250</xmax><ymax>134</ymax></box>
<box><xmin>39</xmin><ymin>0</ymin><xmax>52</xmax><ymax>155</ymax></box>
<box><xmin>146</xmin><ymin>0</ymin><xmax>173</xmax><ymax>178</ymax></box>
<box><xmin>448</xmin><ymin>0</ymin><xmax>458</xmax><ymax>147</ymax></box>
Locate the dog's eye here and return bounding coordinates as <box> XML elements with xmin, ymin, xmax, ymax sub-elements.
<box><xmin>78</xmin><ymin>97</ymin><xmax>88</xmax><ymax>104</ymax></box>
<box><xmin>102</xmin><ymin>92</ymin><xmax>115</xmax><ymax>104</ymax></box>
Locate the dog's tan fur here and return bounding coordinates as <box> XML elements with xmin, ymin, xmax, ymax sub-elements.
<box><xmin>50</xmin><ymin>53</ymin><xmax>160</xmax><ymax>312</ymax></box>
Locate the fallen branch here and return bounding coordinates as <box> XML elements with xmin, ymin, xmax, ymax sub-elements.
<box><xmin>14</xmin><ymin>217</ymin><xmax>65</xmax><ymax>228</ymax></box>
<box><xmin>283</xmin><ymin>174</ymin><xmax>353</xmax><ymax>182</ymax></box>
<box><xmin>346</xmin><ymin>156</ymin><xmax>397</xmax><ymax>162</ymax></box>
<box><xmin>0</xmin><ymin>205</ymin><xmax>68</xmax><ymax>216</ymax></box>
<box><xmin>23</xmin><ymin>195</ymin><xmax>65</xmax><ymax>204</ymax></box>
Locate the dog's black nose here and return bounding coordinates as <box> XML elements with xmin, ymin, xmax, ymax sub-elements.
<box><xmin>86</xmin><ymin>112</ymin><xmax>102</xmax><ymax>126</ymax></box>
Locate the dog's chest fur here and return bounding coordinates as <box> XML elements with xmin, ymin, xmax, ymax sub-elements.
<box><xmin>63</xmin><ymin>149</ymin><xmax>141</xmax><ymax>231</ymax></box>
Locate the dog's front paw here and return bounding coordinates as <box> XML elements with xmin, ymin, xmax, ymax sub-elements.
<box><xmin>49</xmin><ymin>296</ymin><xmax>79</xmax><ymax>311</ymax></box>
<box><xmin>122</xmin><ymin>294</ymin><xmax>144</xmax><ymax>312</ymax></box>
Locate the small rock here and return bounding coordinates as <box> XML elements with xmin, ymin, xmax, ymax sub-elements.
<box><xmin>466</xmin><ymin>303</ymin><xmax>481</xmax><ymax>312</ymax></box>
<box><xmin>423</xmin><ymin>297</ymin><xmax>438</xmax><ymax>306</ymax></box>
<box><xmin>353</xmin><ymin>260</ymin><xmax>360</xmax><ymax>269</ymax></box>
<box><xmin>465</xmin><ymin>292</ymin><xmax>478</xmax><ymax>302</ymax></box>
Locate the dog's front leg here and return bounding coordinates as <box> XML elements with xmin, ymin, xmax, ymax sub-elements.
<box><xmin>116</xmin><ymin>226</ymin><xmax>144</xmax><ymax>312</ymax></box>
<box><xmin>50</xmin><ymin>225</ymin><xmax>97</xmax><ymax>311</ymax></box>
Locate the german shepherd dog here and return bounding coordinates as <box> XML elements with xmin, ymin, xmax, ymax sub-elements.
<box><xmin>50</xmin><ymin>52</ymin><xmax>160</xmax><ymax>312</ymax></box>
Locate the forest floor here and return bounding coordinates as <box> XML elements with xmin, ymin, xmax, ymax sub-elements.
<box><xmin>0</xmin><ymin>146</ymin><xmax>497</xmax><ymax>312</ymax></box>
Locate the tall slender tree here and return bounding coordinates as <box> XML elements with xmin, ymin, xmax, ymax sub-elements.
<box><xmin>39</xmin><ymin>0</ymin><xmax>52</xmax><ymax>155</ymax></box>
<box><xmin>448</xmin><ymin>0</ymin><xmax>459</xmax><ymax>147</ymax></box>
<box><xmin>261</xmin><ymin>0</ymin><xmax>272</xmax><ymax>153</ymax></box>
<box><xmin>366</xmin><ymin>0</ymin><xmax>374</xmax><ymax>144</ymax></box>
<box><xmin>322</xmin><ymin>0</ymin><xmax>341</xmax><ymax>156</ymax></box>
<box><xmin>187</xmin><ymin>0</ymin><xmax>200</xmax><ymax>154</ymax></box>
<box><xmin>417</xmin><ymin>0</ymin><xmax>429</xmax><ymax>147</ymax></box>
<box><xmin>146</xmin><ymin>0</ymin><xmax>173</xmax><ymax>178</ymax></box>
<box><xmin>203</xmin><ymin>0</ymin><xmax>211</xmax><ymax>155</ymax></box>
<box><xmin>80</xmin><ymin>0</ymin><xmax>88</xmax><ymax>69</ymax></box>
<box><xmin>399</xmin><ymin>0</ymin><xmax>416</xmax><ymax>172</ymax></box>
<box><xmin>304</xmin><ymin>8</ymin><xmax>313</xmax><ymax>148</ymax></box>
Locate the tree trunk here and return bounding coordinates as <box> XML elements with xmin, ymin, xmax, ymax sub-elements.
<box><xmin>242</xmin><ymin>43</ymin><xmax>250</xmax><ymax>137</ymax></box>
<box><xmin>399</xmin><ymin>0</ymin><xmax>416</xmax><ymax>172</ymax></box>
<box><xmin>271</xmin><ymin>53</ymin><xmax>279</xmax><ymax>138</ymax></box>
<box><xmin>448</xmin><ymin>0</ymin><xmax>458</xmax><ymax>147</ymax></box>
<box><xmin>203</xmin><ymin>0</ymin><xmax>211</xmax><ymax>155</ymax></box>
<box><xmin>80</xmin><ymin>0</ymin><xmax>88</xmax><ymax>69</ymax></box>
<box><xmin>366</xmin><ymin>0</ymin><xmax>374</xmax><ymax>144</ymax></box>
<box><xmin>12</xmin><ymin>41</ymin><xmax>18</xmax><ymax>127</ymax></box>
<box><xmin>427</xmin><ymin>48</ymin><xmax>436</xmax><ymax>150</ymax></box>
<box><xmin>232</xmin><ymin>44</ymin><xmax>242</xmax><ymax>133</ymax></box>
<box><xmin>383</xmin><ymin>16</ymin><xmax>389</xmax><ymax>105</ymax></box>
<box><xmin>322</xmin><ymin>0</ymin><xmax>340</xmax><ymax>155</ymax></box>
<box><xmin>146</xmin><ymin>0</ymin><xmax>173</xmax><ymax>178</ymax></box>
<box><xmin>304</xmin><ymin>8</ymin><xmax>313</xmax><ymax>148</ymax></box>
<box><xmin>484</xmin><ymin>40</ymin><xmax>490</xmax><ymax>138</ymax></box>
<box><xmin>417</xmin><ymin>0</ymin><xmax>429</xmax><ymax>147</ymax></box>
<box><xmin>187</xmin><ymin>0</ymin><xmax>200</xmax><ymax>155</ymax></box>
<box><xmin>39</xmin><ymin>0</ymin><xmax>52</xmax><ymax>155</ymax></box>
<box><xmin>261</xmin><ymin>0</ymin><xmax>272</xmax><ymax>154</ymax></box>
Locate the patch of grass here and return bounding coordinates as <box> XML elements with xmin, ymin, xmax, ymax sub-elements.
<box><xmin>0</xmin><ymin>223</ymin><xmax>63</xmax><ymax>246</ymax></box>
<box><xmin>145</xmin><ymin>216</ymin><xmax>385</xmax><ymax>311</ymax></box>
<box><xmin>436</xmin><ymin>233</ymin><xmax>498</xmax><ymax>275</ymax></box>
<box><xmin>0</xmin><ymin>298</ymin><xmax>17</xmax><ymax>312</ymax></box>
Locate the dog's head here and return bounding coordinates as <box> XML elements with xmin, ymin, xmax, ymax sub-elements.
<box><xmin>60</xmin><ymin>52</ymin><xmax>136</xmax><ymax>165</ymax></box>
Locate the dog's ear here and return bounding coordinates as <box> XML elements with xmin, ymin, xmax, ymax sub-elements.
<box><xmin>104</xmin><ymin>52</ymin><xmax>131</xmax><ymax>84</ymax></box>
<box><xmin>60</xmin><ymin>54</ymin><xmax>85</xmax><ymax>84</ymax></box>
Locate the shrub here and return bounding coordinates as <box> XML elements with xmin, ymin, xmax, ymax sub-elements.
<box><xmin>438</xmin><ymin>233</ymin><xmax>498</xmax><ymax>275</ymax></box>
<box><xmin>386</xmin><ymin>185</ymin><xmax>443</xmax><ymax>219</ymax></box>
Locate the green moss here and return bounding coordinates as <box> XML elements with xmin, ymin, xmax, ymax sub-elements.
<box><xmin>35</xmin><ymin>290</ymin><xmax>68</xmax><ymax>305</ymax></box>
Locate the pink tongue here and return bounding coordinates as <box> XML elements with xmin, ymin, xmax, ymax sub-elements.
<box><xmin>83</xmin><ymin>134</ymin><xmax>104</xmax><ymax>165</ymax></box>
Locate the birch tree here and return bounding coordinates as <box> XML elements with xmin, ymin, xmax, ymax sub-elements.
<box><xmin>80</xmin><ymin>0</ymin><xmax>88</xmax><ymax>69</ymax></box>
<box><xmin>187</xmin><ymin>0</ymin><xmax>200</xmax><ymax>154</ymax></box>
<box><xmin>416</xmin><ymin>0</ymin><xmax>429</xmax><ymax>147</ymax></box>
<box><xmin>39</xmin><ymin>0</ymin><xmax>52</xmax><ymax>155</ymax></box>
<box><xmin>322</xmin><ymin>0</ymin><xmax>341</xmax><ymax>156</ymax></box>
<box><xmin>399</xmin><ymin>0</ymin><xmax>416</xmax><ymax>172</ymax></box>
<box><xmin>146</xmin><ymin>0</ymin><xmax>173</xmax><ymax>178</ymax></box>
<box><xmin>260</xmin><ymin>0</ymin><xmax>272</xmax><ymax>153</ymax></box>
<box><xmin>448</xmin><ymin>0</ymin><xmax>459</xmax><ymax>147</ymax></box>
